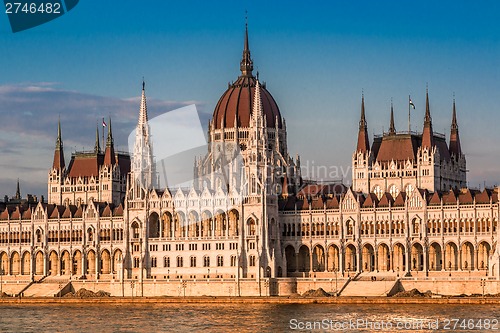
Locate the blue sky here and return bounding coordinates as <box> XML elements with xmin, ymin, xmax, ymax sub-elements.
<box><xmin>0</xmin><ymin>1</ymin><xmax>499</xmax><ymax>197</ymax></box>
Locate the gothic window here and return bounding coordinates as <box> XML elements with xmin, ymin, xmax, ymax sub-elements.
<box><xmin>203</xmin><ymin>256</ymin><xmax>210</xmax><ymax>267</ymax></box>
<box><xmin>163</xmin><ymin>256</ymin><xmax>170</xmax><ymax>268</ymax></box>
<box><xmin>247</xmin><ymin>218</ymin><xmax>256</xmax><ymax>236</ymax></box>
<box><xmin>217</xmin><ymin>255</ymin><xmax>224</xmax><ymax>267</ymax></box>
<box><xmin>176</xmin><ymin>256</ymin><xmax>183</xmax><ymax>267</ymax></box>
<box><xmin>412</xmin><ymin>218</ymin><xmax>420</xmax><ymax>234</ymax></box>
<box><xmin>230</xmin><ymin>255</ymin><xmax>237</xmax><ymax>267</ymax></box>
<box><xmin>346</xmin><ymin>220</ymin><xmax>354</xmax><ymax>236</ymax></box>
<box><xmin>373</xmin><ymin>185</ymin><xmax>383</xmax><ymax>200</ymax></box>
<box><xmin>131</xmin><ymin>222</ymin><xmax>140</xmax><ymax>239</ymax></box>
<box><xmin>151</xmin><ymin>257</ymin><xmax>157</xmax><ymax>268</ymax></box>
<box><xmin>249</xmin><ymin>255</ymin><xmax>256</xmax><ymax>266</ymax></box>
<box><xmin>190</xmin><ymin>256</ymin><xmax>197</xmax><ymax>267</ymax></box>
<box><xmin>133</xmin><ymin>257</ymin><xmax>140</xmax><ymax>268</ymax></box>
<box><xmin>389</xmin><ymin>185</ymin><xmax>399</xmax><ymax>198</ymax></box>
<box><xmin>405</xmin><ymin>184</ymin><xmax>414</xmax><ymax>194</ymax></box>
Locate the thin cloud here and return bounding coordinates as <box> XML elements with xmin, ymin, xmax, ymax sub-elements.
<box><xmin>0</xmin><ymin>82</ymin><xmax>207</xmax><ymax>197</ymax></box>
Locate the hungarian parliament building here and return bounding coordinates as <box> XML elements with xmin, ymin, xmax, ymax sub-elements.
<box><xmin>0</xmin><ymin>27</ymin><xmax>498</xmax><ymax>284</ymax></box>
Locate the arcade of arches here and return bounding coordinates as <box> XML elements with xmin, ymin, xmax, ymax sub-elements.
<box><xmin>0</xmin><ymin>249</ymin><xmax>123</xmax><ymax>277</ymax></box>
<box><xmin>284</xmin><ymin>241</ymin><xmax>493</xmax><ymax>276</ymax></box>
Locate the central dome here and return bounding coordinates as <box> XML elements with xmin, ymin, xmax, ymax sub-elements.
<box><xmin>212</xmin><ymin>25</ymin><xmax>282</xmax><ymax>130</ymax></box>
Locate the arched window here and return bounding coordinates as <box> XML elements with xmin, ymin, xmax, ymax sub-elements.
<box><xmin>389</xmin><ymin>184</ymin><xmax>399</xmax><ymax>198</ymax></box>
<box><xmin>203</xmin><ymin>256</ymin><xmax>210</xmax><ymax>267</ymax></box>
<box><xmin>217</xmin><ymin>255</ymin><xmax>224</xmax><ymax>267</ymax></box>
<box><xmin>251</xmin><ymin>174</ymin><xmax>257</xmax><ymax>194</ymax></box>
<box><xmin>248</xmin><ymin>218</ymin><xmax>256</xmax><ymax>236</ymax></box>
<box><xmin>151</xmin><ymin>257</ymin><xmax>157</xmax><ymax>267</ymax></box>
<box><xmin>131</xmin><ymin>222</ymin><xmax>140</xmax><ymax>239</ymax></box>
<box><xmin>190</xmin><ymin>256</ymin><xmax>197</xmax><ymax>267</ymax></box>
<box><xmin>176</xmin><ymin>256</ymin><xmax>183</xmax><ymax>267</ymax></box>
<box><xmin>373</xmin><ymin>185</ymin><xmax>383</xmax><ymax>200</ymax></box>
<box><xmin>249</xmin><ymin>255</ymin><xmax>256</xmax><ymax>266</ymax></box>
<box><xmin>405</xmin><ymin>184</ymin><xmax>414</xmax><ymax>194</ymax></box>
<box><xmin>133</xmin><ymin>257</ymin><xmax>140</xmax><ymax>268</ymax></box>
<box><xmin>163</xmin><ymin>256</ymin><xmax>170</xmax><ymax>268</ymax></box>
<box><xmin>230</xmin><ymin>255</ymin><xmax>237</xmax><ymax>267</ymax></box>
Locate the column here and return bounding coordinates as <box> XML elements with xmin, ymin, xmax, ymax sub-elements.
<box><xmin>295</xmin><ymin>251</ymin><xmax>299</xmax><ymax>273</ymax></box>
<box><xmin>475</xmin><ymin>249</ymin><xmax>479</xmax><ymax>271</ymax></box>
<box><xmin>423</xmin><ymin>246</ymin><xmax>428</xmax><ymax>274</ymax></box>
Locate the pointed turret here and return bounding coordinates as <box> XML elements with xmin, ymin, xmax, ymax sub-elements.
<box><xmin>449</xmin><ymin>99</ymin><xmax>462</xmax><ymax>158</ymax></box>
<box><xmin>252</xmin><ymin>79</ymin><xmax>263</xmax><ymax>128</ymax></box>
<box><xmin>139</xmin><ymin>79</ymin><xmax>149</xmax><ymax>132</ymax></box>
<box><xmin>104</xmin><ymin>117</ymin><xmax>116</xmax><ymax>165</ymax></box>
<box><xmin>15</xmin><ymin>179</ymin><xmax>20</xmax><ymax>200</ymax></box>
<box><xmin>389</xmin><ymin>102</ymin><xmax>396</xmax><ymax>135</ymax></box>
<box><xmin>94</xmin><ymin>124</ymin><xmax>101</xmax><ymax>153</ymax></box>
<box><xmin>421</xmin><ymin>88</ymin><xmax>434</xmax><ymax>148</ymax></box>
<box><xmin>240</xmin><ymin>21</ymin><xmax>253</xmax><ymax>77</ymax></box>
<box><xmin>132</xmin><ymin>79</ymin><xmax>155</xmax><ymax>190</ymax></box>
<box><xmin>356</xmin><ymin>94</ymin><xmax>370</xmax><ymax>153</ymax></box>
<box><xmin>52</xmin><ymin>119</ymin><xmax>65</xmax><ymax>170</ymax></box>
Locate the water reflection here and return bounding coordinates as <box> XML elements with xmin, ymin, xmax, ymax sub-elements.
<box><xmin>0</xmin><ymin>303</ymin><xmax>498</xmax><ymax>332</ymax></box>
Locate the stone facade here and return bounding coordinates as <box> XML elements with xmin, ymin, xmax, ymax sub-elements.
<box><xmin>0</xmin><ymin>25</ymin><xmax>498</xmax><ymax>298</ymax></box>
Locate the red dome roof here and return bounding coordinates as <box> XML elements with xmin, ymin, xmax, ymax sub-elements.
<box><xmin>212</xmin><ymin>24</ymin><xmax>282</xmax><ymax>130</ymax></box>
<box><xmin>213</xmin><ymin>75</ymin><xmax>282</xmax><ymax>129</ymax></box>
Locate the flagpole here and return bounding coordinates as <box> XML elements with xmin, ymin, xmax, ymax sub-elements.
<box><xmin>408</xmin><ymin>95</ymin><xmax>411</xmax><ymax>133</ymax></box>
<box><xmin>102</xmin><ymin>117</ymin><xmax>105</xmax><ymax>151</ymax></box>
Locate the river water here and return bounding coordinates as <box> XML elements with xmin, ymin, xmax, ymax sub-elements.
<box><xmin>0</xmin><ymin>303</ymin><xmax>499</xmax><ymax>332</ymax></box>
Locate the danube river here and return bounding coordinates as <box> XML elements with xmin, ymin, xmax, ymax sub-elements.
<box><xmin>0</xmin><ymin>303</ymin><xmax>499</xmax><ymax>332</ymax></box>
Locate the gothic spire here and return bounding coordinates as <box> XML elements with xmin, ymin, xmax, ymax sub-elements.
<box><xmin>451</xmin><ymin>98</ymin><xmax>458</xmax><ymax>131</ymax></box>
<box><xmin>52</xmin><ymin>118</ymin><xmax>65</xmax><ymax>170</ymax></box>
<box><xmin>240</xmin><ymin>19</ymin><xmax>254</xmax><ymax>77</ymax></box>
<box><xmin>132</xmin><ymin>79</ymin><xmax>155</xmax><ymax>190</ymax></box>
<box><xmin>449</xmin><ymin>98</ymin><xmax>462</xmax><ymax>158</ymax></box>
<box><xmin>422</xmin><ymin>87</ymin><xmax>434</xmax><ymax>148</ymax></box>
<box><xmin>106</xmin><ymin>117</ymin><xmax>114</xmax><ymax>147</ymax></box>
<box><xmin>104</xmin><ymin>117</ymin><xmax>116</xmax><ymax>165</ymax></box>
<box><xmin>356</xmin><ymin>94</ymin><xmax>370</xmax><ymax>153</ymax></box>
<box><xmin>15</xmin><ymin>179</ymin><xmax>20</xmax><ymax>200</ymax></box>
<box><xmin>252</xmin><ymin>79</ymin><xmax>263</xmax><ymax>128</ymax></box>
<box><xmin>94</xmin><ymin>124</ymin><xmax>101</xmax><ymax>153</ymax></box>
<box><xmin>139</xmin><ymin>79</ymin><xmax>149</xmax><ymax>131</ymax></box>
<box><xmin>389</xmin><ymin>102</ymin><xmax>396</xmax><ymax>135</ymax></box>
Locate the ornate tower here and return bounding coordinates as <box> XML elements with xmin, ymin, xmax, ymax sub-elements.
<box><xmin>131</xmin><ymin>81</ymin><xmax>156</xmax><ymax>199</ymax></box>
<box><xmin>48</xmin><ymin>119</ymin><xmax>65</xmax><ymax>204</ymax></box>
<box><xmin>352</xmin><ymin>95</ymin><xmax>370</xmax><ymax>193</ymax></box>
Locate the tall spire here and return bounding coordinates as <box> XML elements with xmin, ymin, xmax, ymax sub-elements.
<box><xmin>104</xmin><ymin>117</ymin><xmax>116</xmax><ymax>165</ymax></box>
<box><xmin>389</xmin><ymin>101</ymin><xmax>396</xmax><ymax>135</ymax></box>
<box><xmin>15</xmin><ymin>179</ymin><xmax>20</xmax><ymax>200</ymax></box>
<box><xmin>106</xmin><ymin>117</ymin><xmax>114</xmax><ymax>147</ymax></box>
<box><xmin>422</xmin><ymin>87</ymin><xmax>434</xmax><ymax>148</ymax></box>
<box><xmin>424</xmin><ymin>87</ymin><xmax>432</xmax><ymax>123</ymax></box>
<box><xmin>94</xmin><ymin>123</ymin><xmax>101</xmax><ymax>153</ymax></box>
<box><xmin>240</xmin><ymin>17</ymin><xmax>254</xmax><ymax>77</ymax></box>
<box><xmin>139</xmin><ymin>79</ymin><xmax>149</xmax><ymax>130</ymax></box>
<box><xmin>449</xmin><ymin>98</ymin><xmax>462</xmax><ymax>158</ymax></box>
<box><xmin>252</xmin><ymin>79</ymin><xmax>263</xmax><ymax>128</ymax></box>
<box><xmin>132</xmin><ymin>79</ymin><xmax>155</xmax><ymax>191</ymax></box>
<box><xmin>356</xmin><ymin>94</ymin><xmax>370</xmax><ymax>153</ymax></box>
<box><xmin>52</xmin><ymin>118</ymin><xmax>65</xmax><ymax>170</ymax></box>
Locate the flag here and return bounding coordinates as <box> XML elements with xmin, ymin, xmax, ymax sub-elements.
<box><xmin>102</xmin><ymin>119</ymin><xmax>107</xmax><ymax>127</ymax></box>
<box><xmin>409</xmin><ymin>98</ymin><xmax>415</xmax><ymax>109</ymax></box>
